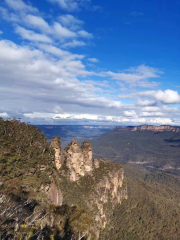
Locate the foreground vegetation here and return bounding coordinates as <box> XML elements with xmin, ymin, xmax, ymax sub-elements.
<box><xmin>0</xmin><ymin>118</ymin><xmax>54</xmax><ymax>200</ymax></box>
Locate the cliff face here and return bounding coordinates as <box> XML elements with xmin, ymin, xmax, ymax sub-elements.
<box><xmin>87</xmin><ymin>159</ymin><xmax>127</xmax><ymax>229</ymax></box>
<box><xmin>114</xmin><ymin>125</ymin><xmax>180</xmax><ymax>132</ymax></box>
<box><xmin>47</xmin><ymin>180</ymin><xmax>63</xmax><ymax>206</ymax></box>
<box><xmin>0</xmin><ymin>119</ymin><xmax>127</xmax><ymax>240</ymax></box>
<box><xmin>50</xmin><ymin>138</ymin><xmax>127</xmax><ymax>237</ymax></box>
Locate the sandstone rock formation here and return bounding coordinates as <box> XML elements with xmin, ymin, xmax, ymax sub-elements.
<box><xmin>50</xmin><ymin>136</ymin><xmax>64</xmax><ymax>169</ymax></box>
<box><xmin>49</xmin><ymin>137</ymin><xmax>128</xmax><ymax>235</ymax></box>
<box><xmin>63</xmin><ymin>139</ymin><xmax>93</xmax><ymax>181</ymax></box>
<box><xmin>93</xmin><ymin>158</ymin><xmax>100</xmax><ymax>168</ymax></box>
<box><xmin>114</xmin><ymin>124</ymin><xmax>180</xmax><ymax>132</ymax></box>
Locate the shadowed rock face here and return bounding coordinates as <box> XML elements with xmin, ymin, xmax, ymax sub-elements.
<box><xmin>89</xmin><ymin>159</ymin><xmax>127</xmax><ymax>229</ymax></box>
<box><xmin>114</xmin><ymin>125</ymin><xmax>180</xmax><ymax>132</ymax></box>
<box><xmin>48</xmin><ymin>180</ymin><xmax>63</xmax><ymax>206</ymax></box>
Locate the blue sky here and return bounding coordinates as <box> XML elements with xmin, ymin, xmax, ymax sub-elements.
<box><xmin>0</xmin><ymin>0</ymin><xmax>180</xmax><ymax>125</ymax></box>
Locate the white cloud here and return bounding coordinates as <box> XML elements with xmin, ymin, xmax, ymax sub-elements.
<box><xmin>62</xmin><ymin>40</ymin><xmax>86</xmax><ymax>48</ymax></box>
<box><xmin>48</xmin><ymin>0</ymin><xmax>79</xmax><ymax>11</ymax></box>
<box><xmin>5</xmin><ymin>0</ymin><xmax>38</xmax><ymax>12</ymax></box>
<box><xmin>24</xmin><ymin>14</ymin><xmax>50</xmax><ymax>31</ymax></box>
<box><xmin>119</xmin><ymin>89</ymin><xmax>180</xmax><ymax>104</ymax></box>
<box><xmin>0</xmin><ymin>31</ymin><xmax>3</xmax><ymax>34</ymax></box>
<box><xmin>15</xmin><ymin>26</ymin><xmax>52</xmax><ymax>43</ymax></box>
<box><xmin>136</xmin><ymin>99</ymin><xmax>156</xmax><ymax>106</ymax></box>
<box><xmin>100</xmin><ymin>64</ymin><xmax>162</xmax><ymax>88</ymax></box>
<box><xmin>54</xmin><ymin>113</ymin><xmax>100</xmax><ymax>120</ymax></box>
<box><xmin>78</xmin><ymin>30</ymin><xmax>93</xmax><ymax>38</ymax></box>
<box><xmin>24</xmin><ymin>15</ymin><xmax>93</xmax><ymax>40</ymax></box>
<box><xmin>59</xmin><ymin>14</ymin><xmax>83</xmax><ymax>30</ymax></box>
<box><xmin>0</xmin><ymin>40</ymin><xmax>43</xmax><ymax>62</ymax></box>
<box><xmin>141</xmin><ymin>106</ymin><xmax>160</xmax><ymax>112</ymax></box>
<box><xmin>0</xmin><ymin>35</ymin><xmax>178</xmax><ymax>125</ymax></box>
<box><xmin>24</xmin><ymin>15</ymin><xmax>78</xmax><ymax>39</ymax></box>
<box><xmin>52</xmin><ymin>22</ymin><xmax>77</xmax><ymax>38</ymax></box>
<box><xmin>1</xmin><ymin>4</ymin><xmax>93</xmax><ymax>47</ymax></box>
<box><xmin>148</xmin><ymin>118</ymin><xmax>172</xmax><ymax>125</ymax></box>
<box><xmin>140</xmin><ymin>112</ymin><xmax>163</xmax><ymax>117</ymax></box>
<box><xmin>0</xmin><ymin>6</ymin><xmax>20</xmax><ymax>22</ymax></box>
<box><xmin>0</xmin><ymin>112</ymin><xmax>8</xmax><ymax>117</ymax></box>
<box><xmin>154</xmin><ymin>90</ymin><xmax>180</xmax><ymax>104</ymax></box>
<box><xmin>38</xmin><ymin>44</ymin><xmax>84</xmax><ymax>59</ymax></box>
<box><xmin>87</xmin><ymin>58</ymin><xmax>99</xmax><ymax>63</ymax></box>
<box><xmin>48</xmin><ymin>0</ymin><xmax>90</xmax><ymax>11</ymax></box>
<box><xmin>124</xmin><ymin>110</ymin><xmax>137</xmax><ymax>117</ymax></box>
<box><xmin>23</xmin><ymin>112</ymin><xmax>174</xmax><ymax>126</ymax></box>
<box><xmin>38</xmin><ymin>44</ymin><xmax>71</xmax><ymax>57</ymax></box>
<box><xmin>0</xmin><ymin>39</ymin><xmax>125</xmax><ymax>122</ymax></box>
<box><xmin>0</xmin><ymin>1</ymin><xmax>179</xmax><ymax>125</ymax></box>
<box><xmin>48</xmin><ymin>0</ymin><xmax>102</xmax><ymax>13</ymax></box>
<box><xmin>117</xmin><ymin>64</ymin><xmax>161</xmax><ymax>80</ymax></box>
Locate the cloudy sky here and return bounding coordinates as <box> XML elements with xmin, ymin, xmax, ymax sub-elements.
<box><xmin>0</xmin><ymin>0</ymin><xmax>180</xmax><ymax>125</ymax></box>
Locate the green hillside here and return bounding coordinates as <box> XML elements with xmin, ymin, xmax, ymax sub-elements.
<box><xmin>100</xmin><ymin>178</ymin><xmax>180</xmax><ymax>240</ymax></box>
<box><xmin>90</xmin><ymin>129</ymin><xmax>180</xmax><ymax>176</ymax></box>
<box><xmin>1</xmin><ymin>120</ymin><xmax>180</xmax><ymax>240</ymax></box>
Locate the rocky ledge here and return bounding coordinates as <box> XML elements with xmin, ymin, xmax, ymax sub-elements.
<box><xmin>114</xmin><ymin>124</ymin><xmax>180</xmax><ymax>132</ymax></box>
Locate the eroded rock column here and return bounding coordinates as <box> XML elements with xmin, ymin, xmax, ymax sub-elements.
<box><xmin>50</xmin><ymin>136</ymin><xmax>64</xmax><ymax>170</ymax></box>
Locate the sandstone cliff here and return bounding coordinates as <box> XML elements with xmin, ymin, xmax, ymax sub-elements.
<box><xmin>63</xmin><ymin>139</ymin><xmax>93</xmax><ymax>181</ymax></box>
<box><xmin>50</xmin><ymin>136</ymin><xmax>64</xmax><ymax>169</ymax></box>
<box><xmin>49</xmin><ymin>138</ymin><xmax>127</xmax><ymax>238</ymax></box>
<box><xmin>86</xmin><ymin>159</ymin><xmax>127</xmax><ymax>229</ymax></box>
<box><xmin>114</xmin><ymin>124</ymin><xmax>180</xmax><ymax>132</ymax></box>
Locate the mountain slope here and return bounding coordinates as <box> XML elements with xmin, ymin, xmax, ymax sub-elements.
<box><xmin>90</xmin><ymin>126</ymin><xmax>180</xmax><ymax>176</ymax></box>
<box><xmin>100</xmin><ymin>178</ymin><xmax>180</xmax><ymax>240</ymax></box>
<box><xmin>0</xmin><ymin>118</ymin><xmax>127</xmax><ymax>240</ymax></box>
<box><xmin>1</xmin><ymin>120</ymin><xmax>180</xmax><ymax>239</ymax></box>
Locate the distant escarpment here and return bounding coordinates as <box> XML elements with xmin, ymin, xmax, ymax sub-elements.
<box><xmin>114</xmin><ymin>124</ymin><xmax>180</xmax><ymax>132</ymax></box>
<box><xmin>0</xmin><ymin>118</ymin><xmax>127</xmax><ymax>240</ymax></box>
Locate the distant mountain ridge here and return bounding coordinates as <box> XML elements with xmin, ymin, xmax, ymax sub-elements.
<box><xmin>90</xmin><ymin>126</ymin><xmax>180</xmax><ymax>176</ymax></box>
<box><xmin>35</xmin><ymin>125</ymin><xmax>115</xmax><ymax>149</ymax></box>
<box><xmin>114</xmin><ymin>124</ymin><xmax>180</xmax><ymax>132</ymax></box>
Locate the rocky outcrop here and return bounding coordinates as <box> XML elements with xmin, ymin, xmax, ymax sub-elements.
<box><xmin>114</xmin><ymin>125</ymin><xmax>180</xmax><ymax>132</ymax></box>
<box><xmin>93</xmin><ymin>159</ymin><xmax>100</xmax><ymax>169</ymax></box>
<box><xmin>50</xmin><ymin>138</ymin><xmax>128</xmax><ymax>235</ymax></box>
<box><xmin>88</xmin><ymin>159</ymin><xmax>127</xmax><ymax>229</ymax></box>
<box><xmin>63</xmin><ymin>139</ymin><xmax>93</xmax><ymax>181</ymax></box>
<box><xmin>50</xmin><ymin>136</ymin><xmax>64</xmax><ymax>169</ymax></box>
